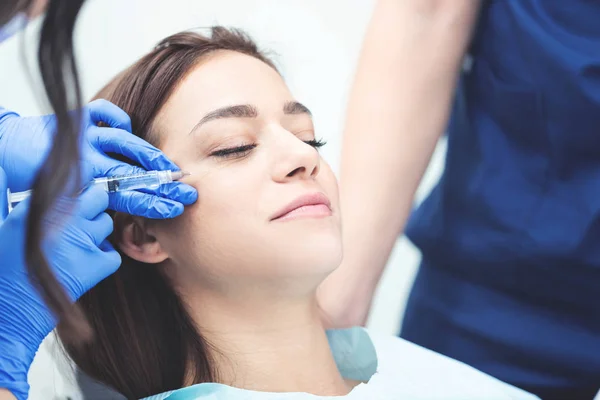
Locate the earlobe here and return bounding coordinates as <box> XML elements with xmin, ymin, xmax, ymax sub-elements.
<box><xmin>116</xmin><ymin>214</ymin><xmax>169</xmax><ymax>264</ymax></box>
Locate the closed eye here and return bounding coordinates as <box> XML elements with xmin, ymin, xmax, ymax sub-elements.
<box><xmin>210</xmin><ymin>144</ymin><xmax>257</xmax><ymax>159</ymax></box>
<box><xmin>209</xmin><ymin>138</ymin><xmax>325</xmax><ymax>160</ymax></box>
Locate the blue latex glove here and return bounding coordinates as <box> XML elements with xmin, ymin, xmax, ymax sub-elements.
<box><xmin>0</xmin><ymin>166</ymin><xmax>120</xmax><ymax>400</ymax></box>
<box><xmin>0</xmin><ymin>99</ymin><xmax>197</xmax><ymax>218</ymax></box>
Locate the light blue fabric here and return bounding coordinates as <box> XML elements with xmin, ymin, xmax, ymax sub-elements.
<box><xmin>141</xmin><ymin>327</ymin><xmax>539</xmax><ymax>400</ymax></box>
<box><xmin>143</xmin><ymin>327</ymin><xmax>376</xmax><ymax>400</ymax></box>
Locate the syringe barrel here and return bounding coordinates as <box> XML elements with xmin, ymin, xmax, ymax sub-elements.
<box><xmin>8</xmin><ymin>189</ymin><xmax>31</xmax><ymax>203</ymax></box>
<box><xmin>5</xmin><ymin>170</ymin><xmax>179</xmax><ymax>213</ymax></box>
<box><xmin>6</xmin><ymin>189</ymin><xmax>31</xmax><ymax>214</ymax></box>
<box><xmin>99</xmin><ymin>170</ymin><xmax>173</xmax><ymax>193</ymax></box>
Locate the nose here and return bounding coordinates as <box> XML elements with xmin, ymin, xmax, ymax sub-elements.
<box><xmin>272</xmin><ymin>131</ymin><xmax>320</xmax><ymax>183</ymax></box>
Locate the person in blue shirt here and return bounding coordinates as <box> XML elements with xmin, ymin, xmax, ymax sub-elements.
<box><xmin>324</xmin><ymin>1</ymin><xmax>600</xmax><ymax>399</ymax></box>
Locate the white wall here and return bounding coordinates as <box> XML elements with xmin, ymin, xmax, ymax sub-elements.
<box><xmin>0</xmin><ymin>1</ymin><xmax>446</xmax><ymax>398</ymax></box>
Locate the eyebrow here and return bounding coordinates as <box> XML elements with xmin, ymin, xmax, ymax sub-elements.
<box><xmin>283</xmin><ymin>101</ymin><xmax>312</xmax><ymax>116</ymax></box>
<box><xmin>188</xmin><ymin>101</ymin><xmax>312</xmax><ymax>135</ymax></box>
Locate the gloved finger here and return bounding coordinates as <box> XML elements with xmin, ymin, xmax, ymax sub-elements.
<box><xmin>90</xmin><ymin>160</ymin><xmax>197</xmax><ymax>207</ymax></box>
<box><xmin>91</xmin><ymin>158</ymin><xmax>147</xmax><ymax>181</ymax></box>
<box><xmin>101</xmin><ymin>245</ymin><xmax>122</xmax><ymax>276</ymax></box>
<box><xmin>77</xmin><ymin>185</ymin><xmax>110</xmax><ymax>220</ymax></box>
<box><xmin>87</xmin><ymin>99</ymin><xmax>132</xmax><ymax>132</ymax></box>
<box><xmin>108</xmin><ymin>191</ymin><xmax>184</xmax><ymax>219</ymax></box>
<box><xmin>0</xmin><ymin>166</ymin><xmax>8</xmax><ymax>221</ymax></box>
<box><xmin>99</xmin><ymin>239</ymin><xmax>116</xmax><ymax>254</ymax></box>
<box><xmin>85</xmin><ymin>212</ymin><xmax>114</xmax><ymax>247</ymax></box>
<box><xmin>78</xmin><ymin>242</ymin><xmax>121</xmax><ymax>296</ymax></box>
<box><xmin>91</xmin><ymin>126</ymin><xmax>178</xmax><ymax>172</ymax></box>
<box><xmin>137</xmin><ymin>181</ymin><xmax>198</xmax><ymax>206</ymax></box>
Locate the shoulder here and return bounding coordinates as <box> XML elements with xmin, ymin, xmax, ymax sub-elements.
<box><xmin>362</xmin><ymin>329</ymin><xmax>540</xmax><ymax>400</ymax></box>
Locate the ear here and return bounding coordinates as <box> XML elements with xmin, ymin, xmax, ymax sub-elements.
<box><xmin>114</xmin><ymin>213</ymin><xmax>169</xmax><ymax>264</ymax></box>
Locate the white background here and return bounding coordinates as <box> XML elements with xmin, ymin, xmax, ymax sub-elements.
<box><xmin>0</xmin><ymin>1</ymin><xmax>446</xmax><ymax>398</ymax></box>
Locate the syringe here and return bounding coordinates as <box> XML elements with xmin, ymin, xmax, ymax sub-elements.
<box><xmin>6</xmin><ymin>170</ymin><xmax>190</xmax><ymax>213</ymax></box>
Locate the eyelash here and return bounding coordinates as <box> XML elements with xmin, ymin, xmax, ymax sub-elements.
<box><xmin>210</xmin><ymin>144</ymin><xmax>257</xmax><ymax>159</ymax></box>
<box><xmin>210</xmin><ymin>138</ymin><xmax>327</xmax><ymax>159</ymax></box>
<box><xmin>304</xmin><ymin>138</ymin><xmax>327</xmax><ymax>149</ymax></box>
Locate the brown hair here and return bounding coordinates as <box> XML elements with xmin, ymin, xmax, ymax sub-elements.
<box><xmin>59</xmin><ymin>26</ymin><xmax>278</xmax><ymax>400</ymax></box>
<box><xmin>3</xmin><ymin>0</ymin><xmax>92</xmax><ymax>343</ymax></box>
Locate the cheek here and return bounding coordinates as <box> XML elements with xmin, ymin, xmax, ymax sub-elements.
<box><xmin>318</xmin><ymin>161</ymin><xmax>341</xmax><ymax>212</ymax></box>
<box><xmin>161</xmin><ymin>171</ymin><xmax>264</xmax><ymax>268</ymax></box>
<box><xmin>194</xmin><ymin>170</ymin><xmax>260</xmax><ymax>221</ymax></box>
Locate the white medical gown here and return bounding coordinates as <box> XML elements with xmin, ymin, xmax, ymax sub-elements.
<box><xmin>143</xmin><ymin>327</ymin><xmax>540</xmax><ymax>400</ymax></box>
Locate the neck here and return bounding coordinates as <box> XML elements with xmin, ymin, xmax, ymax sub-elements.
<box><xmin>185</xmin><ymin>290</ymin><xmax>352</xmax><ymax>396</ymax></box>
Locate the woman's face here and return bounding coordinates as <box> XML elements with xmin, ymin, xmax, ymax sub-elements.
<box><xmin>130</xmin><ymin>51</ymin><xmax>342</xmax><ymax>297</ymax></box>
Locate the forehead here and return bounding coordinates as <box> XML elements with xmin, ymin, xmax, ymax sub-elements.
<box><xmin>156</xmin><ymin>51</ymin><xmax>292</xmax><ymax>134</ymax></box>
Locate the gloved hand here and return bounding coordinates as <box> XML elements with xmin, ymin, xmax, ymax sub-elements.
<box><xmin>0</xmin><ymin>99</ymin><xmax>197</xmax><ymax>218</ymax></box>
<box><xmin>0</xmin><ymin>166</ymin><xmax>120</xmax><ymax>400</ymax></box>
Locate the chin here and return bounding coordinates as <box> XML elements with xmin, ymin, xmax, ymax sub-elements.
<box><xmin>288</xmin><ymin>238</ymin><xmax>343</xmax><ymax>275</ymax></box>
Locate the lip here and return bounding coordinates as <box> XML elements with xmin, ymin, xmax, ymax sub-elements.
<box><xmin>271</xmin><ymin>192</ymin><xmax>332</xmax><ymax>221</ymax></box>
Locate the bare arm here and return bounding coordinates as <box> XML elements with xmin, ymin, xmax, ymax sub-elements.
<box><xmin>0</xmin><ymin>389</ymin><xmax>16</xmax><ymax>400</ymax></box>
<box><xmin>318</xmin><ymin>0</ymin><xmax>481</xmax><ymax>327</ymax></box>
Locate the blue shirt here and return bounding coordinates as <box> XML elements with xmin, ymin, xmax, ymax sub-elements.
<box><xmin>404</xmin><ymin>0</ymin><xmax>600</xmax><ymax>388</ymax></box>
